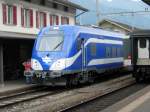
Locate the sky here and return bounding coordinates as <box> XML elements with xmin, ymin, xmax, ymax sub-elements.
<box><xmin>70</xmin><ymin>0</ymin><xmax>150</xmax><ymax>29</ymax></box>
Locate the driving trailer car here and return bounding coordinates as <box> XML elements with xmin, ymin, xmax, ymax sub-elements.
<box><xmin>25</xmin><ymin>25</ymin><xmax>125</xmax><ymax>86</ymax></box>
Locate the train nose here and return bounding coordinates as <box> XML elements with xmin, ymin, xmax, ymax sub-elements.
<box><xmin>42</xmin><ymin>56</ymin><xmax>53</xmax><ymax>64</ymax></box>
<box><xmin>50</xmin><ymin>59</ymin><xmax>66</xmax><ymax>71</ymax></box>
<box><xmin>31</xmin><ymin>59</ymin><xmax>43</xmax><ymax>70</ymax></box>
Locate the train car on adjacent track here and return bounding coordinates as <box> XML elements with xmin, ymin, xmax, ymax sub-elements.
<box><xmin>131</xmin><ymin>30</ymin><xmax>150</xmax><ymax>82</ymax></box>
<box><xmin>25</xmin><ymin>25</ymin><xmax>126</xmax><ymax>86</ymax></box>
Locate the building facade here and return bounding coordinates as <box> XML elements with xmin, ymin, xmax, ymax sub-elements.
<box><xmin>0</xmin><ymin>0</ymin><xmax>82</xmax><ymax>36</ymax></box>
<box><xmin>0</xmin><ymin>0</ymin><xmax>87</xmax><ymax>85</ymax></box>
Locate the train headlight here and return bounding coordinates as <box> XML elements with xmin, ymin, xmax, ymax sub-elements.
<box><xmin>50</xmin><ymin>59</ymin><xmax>66</xmax><ymax>70</ymax></box>
<box><xmin>31</xmin><ymin>59</ymin><xmax>43</xmax><ymax>70</ymax></box>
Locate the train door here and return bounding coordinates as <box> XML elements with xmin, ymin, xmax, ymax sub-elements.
<box><xmin>81</xmin><ymin>39</ymin><xmax>87</xmax><ymax>71</ymax></box>
<box><xmin>81</xmin><ymin>38</ymin><xmax>89</xmax><ymax>83</ymax></box>
<box><xmin>138</xmin><ymin>38</ymin><xmax>149</xmax><ymax>59</ymax></box>
<box><xmin>77</xmin><ymin>38</ymin><xmax>86</xmax><ymax>71</ymax></box>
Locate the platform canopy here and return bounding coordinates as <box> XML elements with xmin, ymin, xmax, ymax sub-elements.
<box><xmin>142</xmin><ymin>0</ymin><xmax>150</xmax><ymax>5</ymax></box>
<box><xmin>0</xmin><ymin>31</ymin><xmax>36</xmax><ymax>39</ymax></box>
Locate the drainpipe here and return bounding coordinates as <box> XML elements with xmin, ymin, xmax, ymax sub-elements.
<box><xmin>0</xmin><ymin>43</ymin><xmax>4</xmax><ymax>87</ymax></box>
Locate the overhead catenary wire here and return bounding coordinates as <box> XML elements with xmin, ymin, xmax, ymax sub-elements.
<box><xmin>90</xmin><ymin>10</ymin><xmax>150</xmax><ymax>16</ymax></box>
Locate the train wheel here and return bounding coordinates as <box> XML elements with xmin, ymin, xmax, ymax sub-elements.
<box><xmin>88</xmin><ymin>71</ymin><xmax>95</xmax><ymax>84</ymax></box>
<box><xmin>66</xmin><ymin>75</ymin><xmax>79</xmax><ymax>87</ymax></box>
<box><xmin>66</xmin><ymin>76</ymin><xmax>72</xmax><ymax>88</ymax></box>
<box><xmin>135</xmin><ymin>73</ymin><xmax>143</xmax><ymax>83</ymax></box>
<box><xmin>72</xmin><ymin>77</ymin><xmax>79</xmax><ymax>86</ymax></box>
<box><xmin>135</xmin><ymin>76</ymin><xmax>141</xmax><ymax>83</ymax></box>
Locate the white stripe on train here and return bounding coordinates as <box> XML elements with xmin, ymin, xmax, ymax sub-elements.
<box><xmin>88</xmin><ymin>57</ymin><xmax>123</xmax><ymax>66</ymax></box>
<box><xmin>50</xmin><ymin>38</ymin><xmax>123</xmax><ymax>70</ymax></box>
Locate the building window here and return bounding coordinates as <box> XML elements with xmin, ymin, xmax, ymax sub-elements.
<box><xmin>61</xmin><ymin>16</ymin><xmax>69</xmax><ymax>25</ymax></box>
<box><xmin>91</xmin><ymin>43</ymin><xmax>96</xmax><ymax>56</ymax></box>
<box><xmin>106</xmin><ymin>47</ymin><xmax>111</xmax><ymax>58</ymax></box>
<box><xmin>53</xmin><ymin>3</ymin><xmax>58</xmax><ymax>9</ymax></box>
<box><xmin>2</xmin><ymin>4</ymin><xmax>17</xmax><ymax>25</ymax></box>
<box><xmin>24</xmin><ymin>0</ymin><xmax>31</xmax><ymax>2</ymax></box>
<box><xmin>21</xmin><ymin>8</ymin><xmax>33</xmax><ymax>27</ymax></box>
<box><xmin>36</xmin><ymin>11</ymin><xmax>47</xmax><ymax>28</ymax></box>
<box><xmin>50</xmin><ymin>14</ymin><xmax>59</xmax><ymax>26</ymax></box>
<box><xmin>40</xmin><ymin>0</ymin><xmax>45</xmax><ymax>5</ymax></box>
<box><xmin>64</xmin><ymin>6</ymin><xmax>68</xmax><ymax>12</ymax></box>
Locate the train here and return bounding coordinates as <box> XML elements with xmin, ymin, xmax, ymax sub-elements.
<box><xmin>24</xmin><ymin>25</ymin><xmax>131</xmax><ymax>86</ymax></box>
<box><xmin>131</xmin><ymin>30</ymin><xmax>150</xmax><ymax>82</ymax></box>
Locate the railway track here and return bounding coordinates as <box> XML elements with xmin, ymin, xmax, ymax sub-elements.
<box><xmin>0</xmin><ymin>86</ymin><xmax>65</xmax><ymax>108</ymax></box>
<box><xmin>11</xmin><ymin>74</ymin><xmax>135</xmax><ymax>112</ymax></box>
<box><xmin>0</xmin><ymin>74</ymin><xmax>136</xmax><ymax>112</ymax></box>
<box><xmin>60</xmin><ymin>84</ymin><xmax>147</xmax><ymax>112</ymax></box>
<box><xmin>57</xmin><ymin>74</ymin><xmax>137</xmax><ymax>112</ymax></box>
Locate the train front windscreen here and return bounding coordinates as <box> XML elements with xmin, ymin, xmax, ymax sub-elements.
<box><xmin>37</xmin><ymin>30</ymin><xmax>64</xmax><ymax>52</ymax></box>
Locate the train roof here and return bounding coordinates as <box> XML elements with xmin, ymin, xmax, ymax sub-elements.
<box><xmin>130</xmin><ymin>30</ymin><xmax>150</xmax><ymax>37</ymax></box>
<box><xmin>74</xmin><ymin>25</ymin><xmax>125</xmax><ymax>38</ymax></box>
<box><xmin>51</xmin><ymin>25</ymin><xmax>125</xmax><ymax>38</ymax></box>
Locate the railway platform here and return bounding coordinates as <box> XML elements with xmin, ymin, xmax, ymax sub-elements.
<box><xmin>102</xmin><ymin>85</ymin><xmax>150</xmax><ymax>112</ymax></box>
<box><xmin>0</xmin><ymin>80</ymin><xmax>36</xmax><ymax>96</ymax></box>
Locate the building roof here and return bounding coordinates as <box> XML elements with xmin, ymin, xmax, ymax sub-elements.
<box><xmin>99</xmin><ymin>19</ymin><xmax>140</xmax><ymax>32</ymax></box>
<box><xmin>48</xmin><ymin>0</ymin><xmax>88</xmax><ymax>12</ymax></box>
<box><xmin>142</xmin><ymin>0</ymin><xmax>150</xmax><ymax>5</ymax></box>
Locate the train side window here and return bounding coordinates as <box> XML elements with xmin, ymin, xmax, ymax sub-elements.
<box><xmin>106</xmin><ymin>47</ymin><xmax>111</xmax><ymax>58</ymax></box>
<box><xmin>116</xmin><ymin>48</ymin><xmax>118</xmax><ymax>57</ymax></box>
<box><xmin>117</xmin><ymin>48</ymin><xmax>120</xmax><ymax>57</ymax></box>
<box><xmin>91</xmin><ymin>43</ymin><xmax>96</xmax><ymax>56</ymax></box>
<box><xmin>77</xmin><ymin>38</ymin><xmax>82</xmax><ymax>51</ymax></box>
<box><xmin>112</xmin><ymin>47</ymin><xmax>116</xmax><ymax>57</ymax></box>
<box><xmin>139</xmin><ymin>39</ymin><xmax>146</xmax><ymax>48</ymax></box>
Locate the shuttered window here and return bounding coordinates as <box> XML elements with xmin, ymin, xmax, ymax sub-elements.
<box><xmin>36</xmin><ymin>11</ymin><xmax>47</xmax><ymax>28</ymax></box>
<box><xmin>2</xmin><ymin>4</ymin><xmax>17</xmax><ymax>25</ymax></box>
<box><xmin>36</xmin><ymin>11</ymin><xmax>39</xmax><ymax>28</ymax></box>
<box><xmin>50</xmin><ymin>14</ymin><xmax>59</xmax><ymax>26</ymax></box>
<box><xmin>61</xmin><ymin>16</ymin><xmax>69</xmax><ymax>25</ymax></box>
<box><xmin>13</xmin><ymin>6</ymin><xmax>17</xmax><ymax>25</ymax></box>
<box><xmin>30</xmin><ymin>9</ymin><xmax>33</xmax><ymax>27</ymax></box>
<box><xmin>21</xmin><ymin>8</ymin><xmax>33</xmax><ymax>28</ymax></box>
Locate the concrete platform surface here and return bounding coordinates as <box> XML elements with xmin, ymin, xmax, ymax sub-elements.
<box><xmin>0</xmin><ymin>80</ymin><xmax>36</xmax><ymax>96</ymax></box>
<box><xmin>101</xmin><ymin>85</ymin><xmax>150</xmax><ymax>112</ymax></box>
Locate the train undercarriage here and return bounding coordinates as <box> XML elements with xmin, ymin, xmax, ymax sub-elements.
<box><xmin>133</xmin><ymin>66</ymin><xmax>150</xmax><ymax>82</ymax></box>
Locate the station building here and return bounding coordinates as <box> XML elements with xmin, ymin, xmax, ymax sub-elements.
<box><xmin>0</xmin><ymin>0</ymin><xmax>87</xmax><ymax>84</ymax></box>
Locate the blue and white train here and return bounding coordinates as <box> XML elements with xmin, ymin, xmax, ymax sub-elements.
<box><xmin>26</xmin><ymin>25</ymin><xmax>125</xmax><ymax>86</ymax></box>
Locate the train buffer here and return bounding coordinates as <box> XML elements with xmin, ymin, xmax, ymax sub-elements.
<box><xmin>101</xmin><ymin>85</ymin><xmax>150</xmax><ymax>112</ymax></box>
